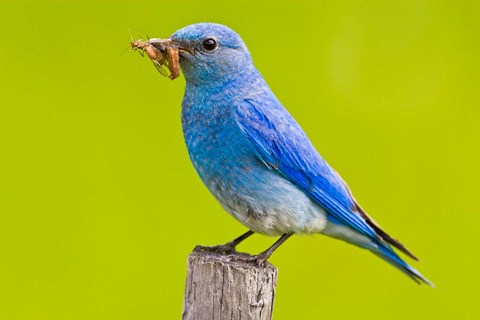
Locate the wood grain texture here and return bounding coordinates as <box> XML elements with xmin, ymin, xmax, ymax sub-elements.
<box><xmin>182</xmin><ymin>251</ymin><xmax>278</xmax><ymax>320</ymax></box>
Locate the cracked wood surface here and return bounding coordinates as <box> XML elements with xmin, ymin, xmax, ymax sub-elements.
<box><xmin>182</xmin><ymin>251</ymin><xmax>278</xmax><ymax>320</ymax></box>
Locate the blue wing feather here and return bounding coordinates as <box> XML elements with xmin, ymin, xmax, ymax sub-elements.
<box><xmin>234</xmin><ymin>98</ymin><xmax>436</xmax><ymax>286</ymax></box>
<box><xmin>235</xmin><ymin>98</ymin><xmax>378</xmax><ymax>240</ymax></box>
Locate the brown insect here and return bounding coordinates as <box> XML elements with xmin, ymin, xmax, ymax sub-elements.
<box><xmin>165</xmin><ymin>47</ymin><xmax>180</xmax><ymax>80</ymax></box>
<box><xmin>130</xmin><ymin>38</ymin><xmax>180</xmax><ymax>80</ymax></box>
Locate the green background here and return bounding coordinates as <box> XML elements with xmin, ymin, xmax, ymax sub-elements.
<box><xmin>0</xmin><ymin>0</ymin><xmax>478</xmax><ymax>319</ymax></box>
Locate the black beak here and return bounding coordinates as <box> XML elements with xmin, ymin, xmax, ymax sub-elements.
<box><xmin>147</xmin><ymin>38</ymin><xmax>194</xmax><ymax>55</ymax></box>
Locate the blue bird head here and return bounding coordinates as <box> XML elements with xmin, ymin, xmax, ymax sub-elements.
<box><xmin>165</xmin><ymin>23</ymin><xmax>253</xmax><ymax>85</ymax></box>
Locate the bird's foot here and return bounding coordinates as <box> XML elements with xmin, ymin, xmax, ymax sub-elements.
<box><xmin>193</xmin><ymin>241</ymin><xmax>237</xmax><ymax>255</ymax></box>
<box><xmin>193</xmin><ymin>244</ymin><xmax>270</xmax><ymax>267</ymax></box>
<box><xmin>228</xmin><ymin>251</ymin><xmax>270</xmax><ymax>267</ymax></box>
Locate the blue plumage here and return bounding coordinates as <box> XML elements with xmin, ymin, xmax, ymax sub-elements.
<box><xmin>235</xmin><ymin>98</ymin><xmax>377</xmax><ymax>239</ymax></box>
<box><xmin>163</xmin><ymin>23</ymin><xmax>432</xmax><ymax>285</ymax></box>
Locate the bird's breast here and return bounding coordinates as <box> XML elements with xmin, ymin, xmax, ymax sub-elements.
<box><xmin>181</xmin><ymin>97</ymin><xmax>255</xmax><ymax>184</ymax></box>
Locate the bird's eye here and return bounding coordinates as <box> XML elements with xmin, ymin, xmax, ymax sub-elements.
<box><xmin>202</xmin><ymin>38</ymin><xmax>218</xmax><ymax>52</ymax></box>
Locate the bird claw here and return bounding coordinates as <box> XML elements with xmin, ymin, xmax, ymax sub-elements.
<box><xmin>193</xmin><ymin>244</ymin><xmax>270</xmax><ymax>267</ymax></box>
<box><xmin>252</xmin><ymin>252</ymin><xmax>269</xmax><ymax>267</ymax></box>
<box><xmin>226</xmin><ymin>252</ymin><xmax>269</xmax><ymax>267</ymax></box>
<box><xmin>193</xmin><ymin>242</ymin><xmax>237</xmax><ymax>255</ymax></box>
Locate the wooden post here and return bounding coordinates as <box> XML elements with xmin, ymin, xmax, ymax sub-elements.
<box><xmin>182</xmin><ymin>251</ymin><xmax>278</xmax><ymax>320</ymax></box>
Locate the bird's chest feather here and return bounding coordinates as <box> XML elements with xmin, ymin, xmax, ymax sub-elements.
<box><xmin>181</xmin><ymin>86</ymin><xmax>258</xmax><ymax>190</ymax></box>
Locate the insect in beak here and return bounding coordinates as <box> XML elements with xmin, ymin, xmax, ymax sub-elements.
<box><xmin>130</xmin><ymin>38</ymin><xmax>183</xmax><ymax>80</ymax></box>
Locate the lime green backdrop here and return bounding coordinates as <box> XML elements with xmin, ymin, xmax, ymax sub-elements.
<box><xmin>0</xmin><ymin>0</ymin><xmax>478</xmax><ymax>319</ymax></box>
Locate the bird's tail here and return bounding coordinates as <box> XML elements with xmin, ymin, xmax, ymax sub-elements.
<box><xmin>373</xmin><ymin>244</ymin><xmax>434</xmax><ymax>287</ymax></box>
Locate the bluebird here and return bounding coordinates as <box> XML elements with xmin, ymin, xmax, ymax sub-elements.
<box><xmin>149</xmin><ymin>23</ymin><xmax>432</xmax><ymax>285</ymax></box>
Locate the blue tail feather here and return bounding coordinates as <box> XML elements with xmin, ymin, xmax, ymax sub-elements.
<box><xmin>374</xmin><ymin>244</ymin><xmax>434</xmax><ymax>287</ymax></box>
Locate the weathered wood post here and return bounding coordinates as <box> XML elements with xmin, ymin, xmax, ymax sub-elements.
<box><xmin>182</xmin><ymin>251</ymin><xmax>278</xmax><ymax>320</ymax></box>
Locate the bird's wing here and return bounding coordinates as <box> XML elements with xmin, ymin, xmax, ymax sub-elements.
<box><xmin>235</xmin><ymin>98</ymin><xmax>417</xmax><ymax>259</ymax></box>
<box><xmin>235</xmin><ymin>98</ymin><xmax>377</xmax><ymax>238</ymax></box>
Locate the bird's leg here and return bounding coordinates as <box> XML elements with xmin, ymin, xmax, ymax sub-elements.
<box><xmin>194</xmin><ymin>230</ymin><xmax>255</xmax><ymax>254</ymax></box>
<box><xmin>234</xmin><ymin>233</ymin><xmax>293</xmax><ymax>266</ymax></box>
<box><xmin>227</xmin><ymin>230</ymin><xmax>255</xmax><ymax>248</ymax></box>
<box><xmin>253</xmin><ymin>233</ymin><xmax>292</xmax><ymax>266</ymax></box>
